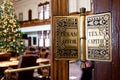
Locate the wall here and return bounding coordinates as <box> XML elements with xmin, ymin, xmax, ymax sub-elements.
<box><xmin>13</xmin><ymin>0</ymin><xmax>91</xmax><ymax>20</ymax></box>
<box><xmin>69</xmin><ymin>0</ymin><xmax>91</xmax><ymax>13</ymax></box>
<box><xmin>13</xmin><ymin>0</ymin><xmax>50</xmax><ymax>21</ymax></box>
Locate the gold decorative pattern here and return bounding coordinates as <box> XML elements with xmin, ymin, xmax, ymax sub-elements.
<box><xmin>53</xmin><ymin>16</ymin><xmax>80</xmax><ymax>60</ymax></box>
<box><xmin>86</xmin><ymin>12</ymin><xmax>112</xmax><ymax>62</ymax></box>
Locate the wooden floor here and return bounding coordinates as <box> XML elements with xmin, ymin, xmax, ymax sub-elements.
<box><xmin>69</xmin><ymin>61</ymin><xmax>82</xmax><ymax>80</ymax></box>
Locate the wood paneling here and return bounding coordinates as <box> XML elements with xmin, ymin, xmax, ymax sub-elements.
<box><xmin>94</xmin><ymin>0</ymin><xmax>111</xmax><ymax>13</ymax></box>
<box><xmin>111</xmin><ymin>0</ymin><xmax>120</xmax><ymax>79</ymax></box>
<box><xmin>69</xmin><ymin>11</ymin><xmax>93</xmax><ymax>15</ymax></box>
<box><xmin>51</xmin><ymin>0</ymin><xmax>69</xmax><ymax>80</ymax></box>
<box><xmin>20</xmin><ymin>19</ymin><xmax>50</xmax><ymax>27</ymax></box>
<box><xmin>93</xmin><ymin>0</ymin><xmax>120</xmax><ymax>80</ymax></box>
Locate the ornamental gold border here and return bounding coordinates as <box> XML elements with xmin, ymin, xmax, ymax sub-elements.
<box><xmin>53</xmin><ymin>16</ymin><xmax>80</xmax><ymax>60</ymax></box>
<box><xmin>86</xmin><ymin>12</ymin><xmax>112</xmax><ymax>62</ymax></box>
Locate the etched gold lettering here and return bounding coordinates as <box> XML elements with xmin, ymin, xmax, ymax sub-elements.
<box><xmin>62</xmin><ymin>39</ymin><xmax>77</xmax><ymax>44</ymax></box>
<box><xmin>58</xmin><ymin>31</ymin><xmax>77</xmax><ymax>36</ymax></box>
<box><xmin>88</xmin><ymin>39</ymin><xmax>104</xmax><ymax>44</ymax></box>
<box><xmin>89</xmin><ymin>31</ymin><xmax>104</xmax><ymax>36</ymax></box>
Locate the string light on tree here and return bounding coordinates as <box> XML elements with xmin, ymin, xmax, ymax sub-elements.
<box><xmin>0</xmin><ymin>0</ymin><xmax>25</xmax><ymax>55</ymax></box>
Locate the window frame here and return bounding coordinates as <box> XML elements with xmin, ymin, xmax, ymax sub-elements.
<box><xmin>38</xmin><ymin>1</ymin><xmax>50</xmax><ymax>20</ymax></box>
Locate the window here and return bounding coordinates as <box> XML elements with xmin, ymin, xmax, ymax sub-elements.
<box><xmin>19</xmin><ymin>13</ymin><xmax>23</xmax><ymax>21</ymax></box>
<box><xmin>38</xmin><ymin>2</ymin><xmax>50</xmax><ymax>20</ymax></box>
<box><xmin>38</xmin><ymin>31</ymin><xmax>44</xmax><ymax>47</ymax></box>
<box><xmin>44</xmin><ymin>2</ymin><xmax>50</xmax><ymax>19</ymax></box>
<box><xmin>38</xmin><ymin>4</ymin><xmax>44</xmax><ymax>20</ymax></box>
<box><xmin>38</xmin><ymin>30</ymin><xmax>50</xmax><ymax>47</ymax></box>
<box><xmin>28</xmin><ymin>9</ymin><xmax>32</xmax><ymax>21</ymax></box>
<box><xmin>32</xmin><ymin>36</ymin><xmax>38</xmax><ymax>47</ymax></box>
<box><xmin>33</xmin><ymin>37</ymin><xmax>37</xmax><ymax>45</ymax></box>
<box><xmin>45</xmin><ymin>30</ymin><xmax>50</xmax><ymax>47</ymax></box>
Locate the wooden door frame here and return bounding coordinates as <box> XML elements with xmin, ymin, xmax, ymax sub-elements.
<box><xmin>50</xmin><ymin>0</ymin><xmax>69</xmax><ymax>80</ymax></box>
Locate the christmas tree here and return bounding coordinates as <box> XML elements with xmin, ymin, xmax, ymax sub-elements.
<box><xmin>0</xmin><ymin>0</ymin><xmax>25</xmax><ymax>55</ymax></box>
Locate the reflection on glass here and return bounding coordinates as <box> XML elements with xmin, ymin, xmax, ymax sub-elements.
<box><xmin>44</xmin><ymin>3</ymin><xmax>50</xmax><ymax>19</ymax></box>
<box><xmin>33</xmin><ymin>37</ymin><xmax>37</xmax><ymax>45</ymax></box>
<box><xmin>38</xmin><ymin>6</ymin><xmax>44</xmax><ymax>20</ymax></box>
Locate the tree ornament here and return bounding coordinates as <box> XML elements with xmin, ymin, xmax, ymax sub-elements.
<box><xmin>0</xmin><ymin>0</ymin><xmax>25</xmax><ymax>55</ymax></box>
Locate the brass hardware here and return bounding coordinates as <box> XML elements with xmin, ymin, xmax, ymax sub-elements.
<box><xmin>3</xmin><ymin>64</ymin><xmax>51</xmax><ymax>80</ymax></box>
<box><xmin>80</xmin><ymin>7</ymin><xmax>86</xmax><ymax>68</ymax></box>
<box><xmin>53</xmin><ymin>16</ymin><xmax>80</xmax><ymax>60</ymax></box>
<box><xmin>4</xmin><ymin>64</ymin><xmax>51</xmax><ymax>73</ymax></box>
<box><xmin>86</xmin><ymin>12</ymin><xmax>112</xmax><ymax>62</ymax></box>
